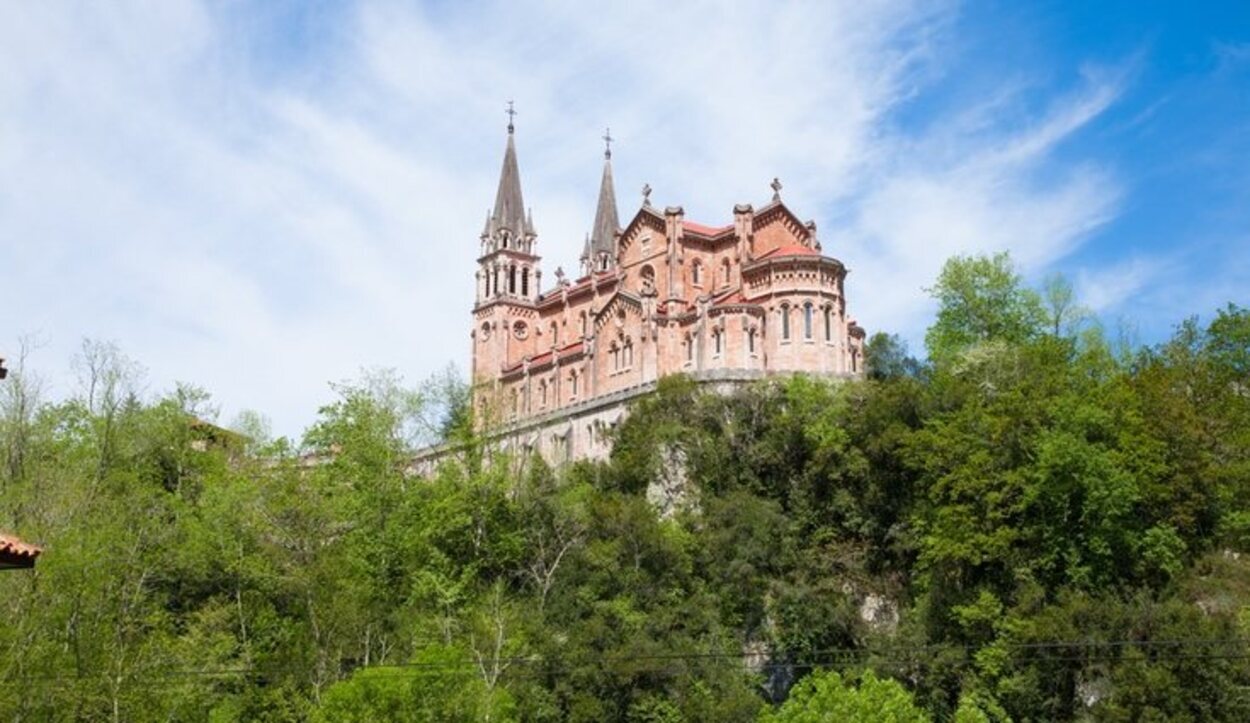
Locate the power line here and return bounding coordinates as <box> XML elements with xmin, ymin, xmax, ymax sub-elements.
<box><xmin>4</xmin><ymin>637</ymin><xmax>1250</xmax><ymax>686</ymax></box>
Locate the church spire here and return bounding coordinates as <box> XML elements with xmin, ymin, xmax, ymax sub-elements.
<box><xmin>489</xmin><ymin>120</ymin><xmax>529</xmax><ymax>240</ymax></box>
<box><xmin>588</xmin><ymin>128</ymin><xmax>619</xmax><ymax>271</ymax></box>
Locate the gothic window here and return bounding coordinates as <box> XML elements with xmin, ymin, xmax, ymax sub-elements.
<box><xmin>549</xmin><ymin>321</ymin><xmax>558</xmax><ymax>345</ymax></box>
<box><xmin>685</xmin><ymin>334</ymin><xmax>694</xmax><ymax>362</ymax></box>
<box><xmin>579</xmin><ymin>311</ymin><xmax>588</xmax><ymax>337</ymax></box>
<box><xmin>570</xmin><ymin>370</ymin><xmax>580</xmax><ymax>398</ymax></box>
<box><xmin>691</xmin><ymin>261</ymin><xmax>703</xmax><ymax>287</ymax></box>
<box><xmin>780</xmin><ymin>304</ymin><xmax>791</xmax><ymax>341</ymax></box>
<box><xmin>748</xmin><ymin>328</ymin><xmax>756</xmax><ymax>354</ymax></box>
<box><xmin>539</xmin><ymin>380</ymin><xmax>547</xmax><ymax>408</ymax></box>
<box><xmin>624</xmin><ymin>339</ymin><xmax>634</xmax><ymax>368</ymax></box>
<box><xmin>510</xmin><ymin>388</ymin><xmax>518</xmax><ymax>418</ymax></box>
<box><xmin>721</xmin><ymin>258</ymin><xmax>731</xmax><ymax>287</ymax></box>
<box><xmin>508</xmin><ymin>265</ymin><xmax>517</xmax><ymax>294</ymax></box>
<box><xmin>522</xmin><ymin>268</ymin><xmax>530</xmax><ymax>296</ymax></box>
<box><xmin>824</xmin><ymin>306</ymin><xmax>833</xmax><ymax>342</ymax></box>
<box><xmin>804</xmin><ymin>302</ymin><xmax>814</xmax><ymax>340</ymax></box>
<box><xmin>610</xmin><ymin>343</ymin><xmax>620</xmax><ymax>372</ymax></box>
<box><xmin>493</xmin><ymin>267</ymin><xmax>500</xmax><ymax>296</ymax></box>
<box><xmin>713</xmin><ymin>329</ymin><xmax>723</xmax><ymax>356</ymax></box>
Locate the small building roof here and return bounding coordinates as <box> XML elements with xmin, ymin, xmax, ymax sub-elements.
<box><xmin>0</xmin><ymin>532</ymin><xmax>41</xmax><ymax>570</ymax></box>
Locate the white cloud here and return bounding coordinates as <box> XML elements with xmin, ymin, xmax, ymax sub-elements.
<box><xmin>1</xmin><ymin>0</ymin><xmax>1129</xmax><ymax>436</ymax></box>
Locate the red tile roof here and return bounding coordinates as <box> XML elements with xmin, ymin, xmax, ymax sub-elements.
<box><xmin>502</xmin><ymin>340</ymin><xmax>585</xmax><ymax>374</ymax></box>
<box><xmin>712</xmin><ymin>290</ymin><xmax>748</xmax><ymax>306</ymax></box>
<box><xmin>682</xmin><ymin>221</ymin><xmax>733</xmax><ymax>237</ymax></box>
<box><xmin>757</xmin><ymin>244</ymin><xmax>820</xmax><ymax>259</ymax></box>
<box><xmin>0</xmin><ymin>532</ymin><xmax>41</xmax><ymax>569</ymax></box>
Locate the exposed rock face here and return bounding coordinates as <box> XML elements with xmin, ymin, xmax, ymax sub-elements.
<box><xmin>646</xmin><ymin>444</ymin><xmax>695</xmax><ymax>519</ymax></box>
<box><xmin>858</xmin><ymin>592</ymin><xmax>900</xmax><ymax>633</ymax></box>
<box><xmin>1077</xmin><ymin>676</ymin><xmax>1110</xmax><ymax>708</ymax></box>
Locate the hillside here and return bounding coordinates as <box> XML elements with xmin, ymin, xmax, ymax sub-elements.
<box><xmin>1</xmin><ymin>254</ymin><xmax>1248</xmax><ymax>721</ymax></box>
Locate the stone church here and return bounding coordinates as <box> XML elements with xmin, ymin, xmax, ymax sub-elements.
<box><xmin>469</xmin><ymin>118</ymin><xmax>865</xmax><ymax>463</ymax></box>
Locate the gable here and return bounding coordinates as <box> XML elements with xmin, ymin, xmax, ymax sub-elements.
<box><xmin>592</xmin><ymin>290</ymin><xmax>643</xmax><ymax>333</ymax></box>
<box><xmin>751</xmin><ymin>201</ymin><xmax>813</xmax><ymax>257</ymax></box>
<box><xmin>618</xmin><ymin>206</ymin><xmax>666</xmax><ymax>261</ymax></box>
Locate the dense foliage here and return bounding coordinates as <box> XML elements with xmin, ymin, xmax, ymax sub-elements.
<box><xmin>1</xmin><ymin>255</ymin><xmax>1248</xmax><ymax>721</ymax></box>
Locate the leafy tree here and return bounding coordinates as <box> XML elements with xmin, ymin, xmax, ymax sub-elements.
<box><xmin>759</xmin><ymin>669</ymin><xmax>929</xmax><ymax>722</ymax></box>
<box><xmin>924</xmin><ymin>252</ymin><xmax>1045</xmax><ymax>361</ymax></box>
<box><xmin>865</xmin><ymin>332</ymin><xmax>924</xmax><ymax>381</ymax></box>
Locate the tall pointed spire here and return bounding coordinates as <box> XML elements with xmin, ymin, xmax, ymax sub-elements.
<box><xmin>588</xmin><ymin>128</ymin><xmax>619</xmax><ymax>270</ymax></box>
<box><xmin>490</xmin><ymin>121</ymin><xmax>528</xmax><ymax>239</ymax></box>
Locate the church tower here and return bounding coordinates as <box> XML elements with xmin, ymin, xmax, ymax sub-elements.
<box><xmin>472</xmin><ymin>109</ymin><xmax>542</xmax><ymax>412</ymax></box>
<box><xmin>580</xmin><ymin>129</ymin><xmax>620</xmax><ymax>276</ymax></box>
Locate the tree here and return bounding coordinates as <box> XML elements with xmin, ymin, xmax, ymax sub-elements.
<box><xmin>759</xmin><ymin>670</ymin><xmax>929</xmax><ymax>722</ymax></box>
<box><xmin>865</xmin><ymin>332</ymin><xmax>923</xmax><ymax>381</ymax></box>
<box><xmin>1040</xmin><ymin>273</ymin><xmax>1089</xmax><ymax>338</ymax></box>
<box><xmin>924</xmin><ymin>253</ymin><xmax>1045</xmax><ymax>361</ymax></box>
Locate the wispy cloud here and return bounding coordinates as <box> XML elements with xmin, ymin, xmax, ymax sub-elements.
<box><xmin>1</xmin><ymin>1</ymin><xmax>1138</xmax><ymax>435</ymax></box>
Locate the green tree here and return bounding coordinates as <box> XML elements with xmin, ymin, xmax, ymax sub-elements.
<box><xmin>760</xmin><ymin>670</ymin><xmax>929</xmax><ymax>722</ymax></box>
<box><xmin>924</xmin><ymin>252</ymin><xmax>1045</xmax><ymax>361</ymax></box>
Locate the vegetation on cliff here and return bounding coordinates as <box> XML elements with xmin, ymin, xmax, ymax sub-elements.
<box><xmin>1</xmin><ymin>253</ymin><xmax>1248</xmax><ymax>721</ymax></box>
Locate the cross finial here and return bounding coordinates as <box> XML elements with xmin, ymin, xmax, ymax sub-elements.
<box><xmin>506</xmin><ymin>100</ymin><xmax>517</xmax><ymax>133</ymax></box>
<box><xmin>642</xmin><ymin>183</ymin><xmax>652</xmax><ymax>206</ymax></box>
<box><xmin>603</xmin><ymin>127</ymin><xmax>613</xmax><ymax>159</ymax></box>
<box><xmin>770</xmin><ymin>177</ymin><xmax>782</xmax><ymax>201</ymax></box>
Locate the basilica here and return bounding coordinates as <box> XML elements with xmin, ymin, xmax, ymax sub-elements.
<box><xmin>469</xmin><ymin>117</ymin><xmax>865</xmax><ymax>462</ymax></box>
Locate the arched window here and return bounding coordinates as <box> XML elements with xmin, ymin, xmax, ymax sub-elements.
<box><xmin>691</xmin><ymin>261</ymin><xmax>703</xmax><ymax>287</ymax></box>
<box><xmin>780</xmin><ymin>304</ymin><xmax>791</xmax><ymax>341</ymax></box>
<box><xmin>610</xmin><ymin>343</ymin><xmax>620</xmax><ymax>372</ymax></box>
<box><xmin>713</xmin><ymin>329</ymin><xmax>723</xmax><ymax>356</ymax></box>
<box><xmin>522</xmin><ymin>268</ymin><xmax>530</xmax><ymax>297</ymax></box>
<box><xmin>570</xmin><ymin>370</ymin><xmax>580</xmax><ymax>398</ymax></box>
<box><xmin>824</xmin><ymin>307</ymin><xmax>833</xmax><ymax>342</ymax></box>
<box><xmin>549</xmin><ymin>321</ymin><xmax>558</xmax><ymax>345</ymax></box>
<box><xmin>492</xmin><ymin>267</ymin><xmax>500</xmax><ymax>296</ymax></box>
<box><xmin>804</xmin><ymin>302</ymin><xmax>814</xmax><ymax>340</ymax></box>
<box><xmin>721</xmin><ymin>258</ymin><xmax>731</xmax><ymax>287</ymax></box>
<box><xmin>640</xmin><ymin>264</ymin><xmax>655</xmax><ymax>293</ymax></box>
<box><xmin>685</xmin><ymin>334</ymin><xmax>694</xmax><ymax>362</ymax></box>
<box><xmin>748</xmin><ymin>329</ymin><xmax>756</xmax><ymax>354</ymax></box>
<box><xmin>509</xmin><ymin>265</ymin><xmax>517</xmax><ymax>294</ymax></box>
<box><xmin>539</xmin><ymin>380</ymin><xmax>548</xmax><ymax>408</ymax></box>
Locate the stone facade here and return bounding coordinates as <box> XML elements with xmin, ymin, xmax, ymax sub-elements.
<box><xmin>467</xmin><ymin>123</ymin><xmax>865</xmax><ymax>464</ymax></box>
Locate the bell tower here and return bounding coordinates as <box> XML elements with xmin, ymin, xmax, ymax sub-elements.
<box><xmin>472</xmin><ymin>107</ymin><xmax>542</xmax><ymax>407</ymax></box>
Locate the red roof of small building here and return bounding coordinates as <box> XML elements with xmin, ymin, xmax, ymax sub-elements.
<box><xmin>0</xmin><ymin>532</ymin><xmax>41</xmax><ymax>570</ymax></box>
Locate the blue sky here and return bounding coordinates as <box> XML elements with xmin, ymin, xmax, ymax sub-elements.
<box><xmin>2</xmin><ymin>1</ymin><xmax>1247</xmax><ymax>438</ymax></box>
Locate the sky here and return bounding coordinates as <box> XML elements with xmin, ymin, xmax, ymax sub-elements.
<box><xmin>2</xmin><ymin>1</ymin><xmax>1248</xmax><ymax>439</ymax></box>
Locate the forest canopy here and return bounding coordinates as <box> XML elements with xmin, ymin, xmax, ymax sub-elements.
<box><xmin>1</xmin><ymin>253</ymin><xmax>1248</xmax><ymax>721</ymax></box>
